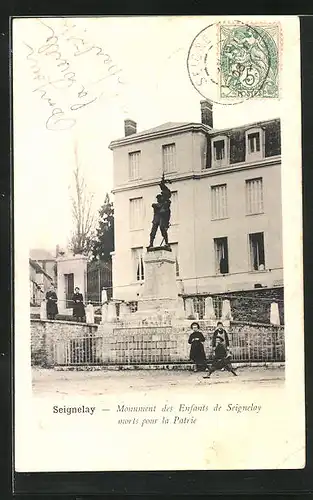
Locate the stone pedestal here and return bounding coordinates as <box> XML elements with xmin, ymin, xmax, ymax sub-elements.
<box><xmin>135</xmin><ymin>247</ymin><xmax>185</xmax><ymax>319</ymax></box>
<box><xmin>97</xmin><ymin>246</ymin><xmax>188</xmax><ymax>363</ymax></box>
<box><xmin>40</xmin><ymin>299</ymin><xmax>47</xmax><ymax>320</ymax></box>
<box><xmin>101</xmin><ymin>288</ymin><xmax>108</xmax><ymax>304</ymax></box>
<box><xmin>185</xmin><ymin>298</ymin><xmax>195</xmax><ymax>318</ymax></box>
<box><xmin>221</xmin><ymin>299</ymin><xmax>233</xmax><ymax>321</ymax></box>
<box><xmin>107</xmin><ymin>301</ymin><xmax>117</xmax><ymax>322</ymax></box>
<box><xmin>101</xmin><ymin>303</ymin><xmax>108</xmax><ymax>324</ymax></box>
<box><xmin>85</xmin><ymin>303</ymin><xmax>95</xmax><ymax>324</ymax></box>
<box><xmin>270</xmin><ymin>302</ymin><xmax>280</xmax><ymax>325</ymax></box>
<box><xmin>204</xmin><ymin>296</ymin><xmax>216</xmax><ymax>320</ymax></box>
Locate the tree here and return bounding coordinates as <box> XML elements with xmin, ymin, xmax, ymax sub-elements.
<box><xmin>92</xmin><ymin>193</ymin><xmax>115</xmax><ymax>262</ymax></box>
<box><xmin>68</xmin><ymin>144</ymin><xmax>95</xmax><ymax>257</ymax></box>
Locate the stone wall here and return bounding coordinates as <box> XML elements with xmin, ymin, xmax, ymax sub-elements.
<box><xmin>100</xmin><ymin>323</ymin><xmax>191</xmax><ymax>364</ymax></box>
<box><xmin>211</xmin><ymin>287</ymin><xmax>284</xmax><ymax>324</ymax></box>
<box><xmin>31</xmin><ymin>319</ymin><xmax>98</xmax><ymax>366</ymax></box>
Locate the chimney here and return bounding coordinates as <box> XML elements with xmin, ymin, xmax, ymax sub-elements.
<box><xmin>200</xmin><ymin>100</ymin><xmax>213</xmax><ymax>128</ymax></box>
<box><xmin>124</xmin><ymin>119</ymin><xmax>137</xmax><ymax>137</ymax></box>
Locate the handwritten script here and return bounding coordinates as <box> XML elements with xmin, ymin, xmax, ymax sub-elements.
<box><xmin>24</xmin><ymin>19</ymin><xmax>127</xmax><ymax>131</ymax></box>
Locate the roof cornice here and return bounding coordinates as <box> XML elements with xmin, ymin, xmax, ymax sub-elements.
<box><xmin>109</xmin><ymin>123</ymin><xmax>211</xmax><ymax>149</ymax></box>
<box><xmin>112</xmin><ymin>156</ymin><xmax>281</xmax><ymax>194</ymax></box>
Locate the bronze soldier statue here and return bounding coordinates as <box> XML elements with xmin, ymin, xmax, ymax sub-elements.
<box><xmin>148</xmin><ymin>173</ymin><xmax>172</xmax><ymax>249</ymax></box>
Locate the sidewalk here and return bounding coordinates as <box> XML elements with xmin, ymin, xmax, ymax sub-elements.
<box><xmin>32</xmin><ymin>365</ymin><xmax>285</xmax><ymax>397</ymax></box>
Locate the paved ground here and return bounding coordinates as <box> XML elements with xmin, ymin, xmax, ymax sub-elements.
<box><xmin>32</xmin><ymin>366</ymin><xmax>285</xmax><ymax>397</ymax></box>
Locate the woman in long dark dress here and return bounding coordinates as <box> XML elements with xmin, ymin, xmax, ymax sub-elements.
<box><xmin>46</xmin><ymin>284</ymin><xmax>58</xmax><ymax>320</ymax></box>
<box><xmin>72</xmin><ymin>287</ymin><xmax>86</xmax><ymax>322</ymax></box>
<box><xmin>188</xmin><ymin>322</ymin><xmax>207</xmax><ymax>372</ymax></box>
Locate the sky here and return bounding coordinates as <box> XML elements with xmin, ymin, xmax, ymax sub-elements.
<box><xmin>13</xmin><ymin>16</ymin><xmax>284</xmax><ymax>252</ymax></box>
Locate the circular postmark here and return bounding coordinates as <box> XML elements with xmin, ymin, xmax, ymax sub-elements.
<box><xmin>187</xmin><ymin>20</ymin><xmax>279</xmax><ymax>105</ymax></box>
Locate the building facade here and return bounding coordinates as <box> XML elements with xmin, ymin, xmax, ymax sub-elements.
<box><xmin>30</xmin><ymin>249</ymin><xmax>57</xmax><ymax>286</ymax></box>
<box><xmin>29</xmin><ymin>258</ymin><xmax>54</xmax><ymax>306</ymax></box>
<box><xmin>109</xmin><ymin>102</ymin><xmax>283</xmax><ymax>302</ymax></box>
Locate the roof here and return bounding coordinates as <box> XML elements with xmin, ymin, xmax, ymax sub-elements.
<box><xmin>29</xmin><ymin>258</ymin><xmax>54</xmax><ymax>281</ymax></box>
<box><xmin>109</xmin><ymin>122</ymin><xmax>212</xmax><ymax>149</ymax></box>
<box><xmin>109</xmin><ymin>117</ymin><xmax>280</xmax><ymax>149</ymax></box>
<box><xmin>132</xmin><ymin>122</ymin><xmax>191</xmax><ymax>136</ymax></box>
<box><xmin>30</xmin><ymin>249</ymin><xmax>55</xmax><ymax>261</ymax></box>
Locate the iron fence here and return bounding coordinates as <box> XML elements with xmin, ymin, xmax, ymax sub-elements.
<box><xmin>226</xmin><ymin>327</ymin><xmax>285</xmax><ymax>362</ymax></box>
<box><xmin>50</xmin><ymin>325</ymin><xmax>284</xmax><ymax>366</ymax></box>
<box><xmin>52</xmin><ymin>337</ymin><xmax>104</xmax><ymax>365</ymax></box>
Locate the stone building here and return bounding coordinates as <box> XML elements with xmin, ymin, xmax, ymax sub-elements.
<box><xmin>29</xmin><ymin>258</ymin><xmax>54</xmax><ymax>306</ymax></box>
<box><xmin>109</xmin><ymin>101</ymin><xmax>283</xmax><ymax>305</ymax></box>
<box><xmin>30</xmin><ymin>248</ymin><xmax>57</xmax><ymax>287</ymax></box>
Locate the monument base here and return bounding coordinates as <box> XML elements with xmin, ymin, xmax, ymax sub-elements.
<box><xmin>98</xmin><ymin>246</ymin><xmax>189</xmax><ymax>362</ymax></box>
<box><xmin>135</xmin><ymin>246</ymin><xmax>184</xmax><ymax>319</ymax></box>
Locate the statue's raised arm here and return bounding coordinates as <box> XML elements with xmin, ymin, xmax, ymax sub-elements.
<box><xmin>159</xmin><ymin>173</ymin><xmax>172</xmax><ymax>200</ymax></box>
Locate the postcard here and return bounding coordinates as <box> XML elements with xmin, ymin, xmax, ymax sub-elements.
<box><xmin>13</xmin><ymin>15</ymin><xmax>305</xmax><ymax>472</ymax></box>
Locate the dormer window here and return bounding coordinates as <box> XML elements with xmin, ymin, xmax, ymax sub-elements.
<box><xmin>248</xmin><ymin>132</ymin><xmax>260</xmax><ymax>154</ymax></box>
<box><xmin>214</xmin><ymin>140</ymin><xmax>225</xmax><ymax>160</ymax></box>
<box><xmin>245</xmin><ymin>127</ymin><xmax>264</xmax><ymax>162</ymax></box>
<box><xmin>212</xmin><ymin>135</ymin><xmax>228</xmax><ymax>167</ymax></box>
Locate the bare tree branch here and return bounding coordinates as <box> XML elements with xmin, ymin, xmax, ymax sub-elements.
<box><xmin>68</xmin><ymin>143</ymin><xmax>95</xmax><ymax>257</ymax></box>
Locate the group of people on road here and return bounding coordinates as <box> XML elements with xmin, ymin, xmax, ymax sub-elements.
<box><xmin>188</xmin><ymin>321</ymin><xmax>238</xmax><ymax>378</ymax></box>
<box><xmin>45</xmin><ymin>285</ymin><xmax>86</xmax><ymax>322</ymax></box>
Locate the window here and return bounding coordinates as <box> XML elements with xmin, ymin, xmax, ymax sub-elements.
<box><xmin>132</xmin><ymin>248</ymin><xmax>145</xmax><ymax>281</ymax></box>
<box><xmin>214</xmin><ymin>237</ymin><xmax>229</xmax><ymax>274</ymax></box>
<box><xmin>249</xmin><ymin>232</ymin><xmax>266</xmax><ymax>271</ymax></box>
<box><xmin>129</xmin><ymin>151</ymin><xmax>141</xmax><ymax>180</ymax></box>
<box><xmin>212</xmin><ymin>135</ymin><xmax>228</xmax><ymax>167</ymax></box>
<box><xmin>170</xmin><ymin>191</ymin><xmax>179</xmax><ymax>224</ymax></box>
<box><xmin>246</xmin><ymin>178</ymin><xmax>264</xmax><ymax>214</ymax></box>
<box><xmin>245</xmin><ymin>128</ymin><xmax>263</xmax><ymax>161</ymax></box>
<box><xmin>211</xmin><ymin>184</ymin><xmax>228</xmax><ymax>220</ymax></box>
<box><xmin>213</xmin><ymin>140</ymin><xmax>225</xmax><ymax>161</ymax></box>
<box><xmin>247</xmin><ymin>132</ymin><xmax>260</xmax><ymax>153</ymax></box>
<box><xmin>162</xmin><ymin>143</ymin><xmax>176</xmax><ymax>173</ymax></box>
<box><xmin>170</xmin><ymin>243</ymin><xmax>180</xmax><ymax>276</ymax></box>
<box><xmin>129</xmin><ymin>197</ymin><xmax>144</xmax><ymax>230</ymax></box>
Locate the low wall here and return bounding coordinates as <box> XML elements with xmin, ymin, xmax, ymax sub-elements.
<box><xmin>31</xmin><ymin>318</ymin><xmax>285</xmax><ymax>367</ymax></box>
<box><xmin>31</xmin><ymin>319</ymin><xmax>98</xmax><ymax>366</ymax></box>
<box><xmin>100</xmin><ymin>323</ymin><xmax>190</xmax><ymax>364</ymax></box>
<box><xmin>98</xmin><ymin>320</ymin><xmax>284</xmax><ymax>365</ymax></box>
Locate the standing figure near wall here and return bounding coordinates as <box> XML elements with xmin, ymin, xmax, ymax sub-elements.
<box><xmin>46</xmin><ymin>284</ymin><xmax>58</xmax><ymax>320</ymax></box>
<box><xmin>148</xmin><ymin>173</ymin><xmax>172</xmax><ymax>249</ymax></box>
<box><xmin>212</xmin><ymin>321</ymin><xmax>230</xmax><ymax>349</ymax></box>
<box><xmin>72</xmin><ymin>286</ymin><xmax>86</xmax><ymax>322</ymax></box>
<box><xmin>188</xmin><ymin>322</ymin><xmax>207</xmax><ymax>372</ymax></box>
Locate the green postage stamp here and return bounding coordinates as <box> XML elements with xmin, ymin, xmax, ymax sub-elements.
<box><xmin>219</xmin><ymin>23</ymin><xmax>280</xmax><ymax>99</ymax></box>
